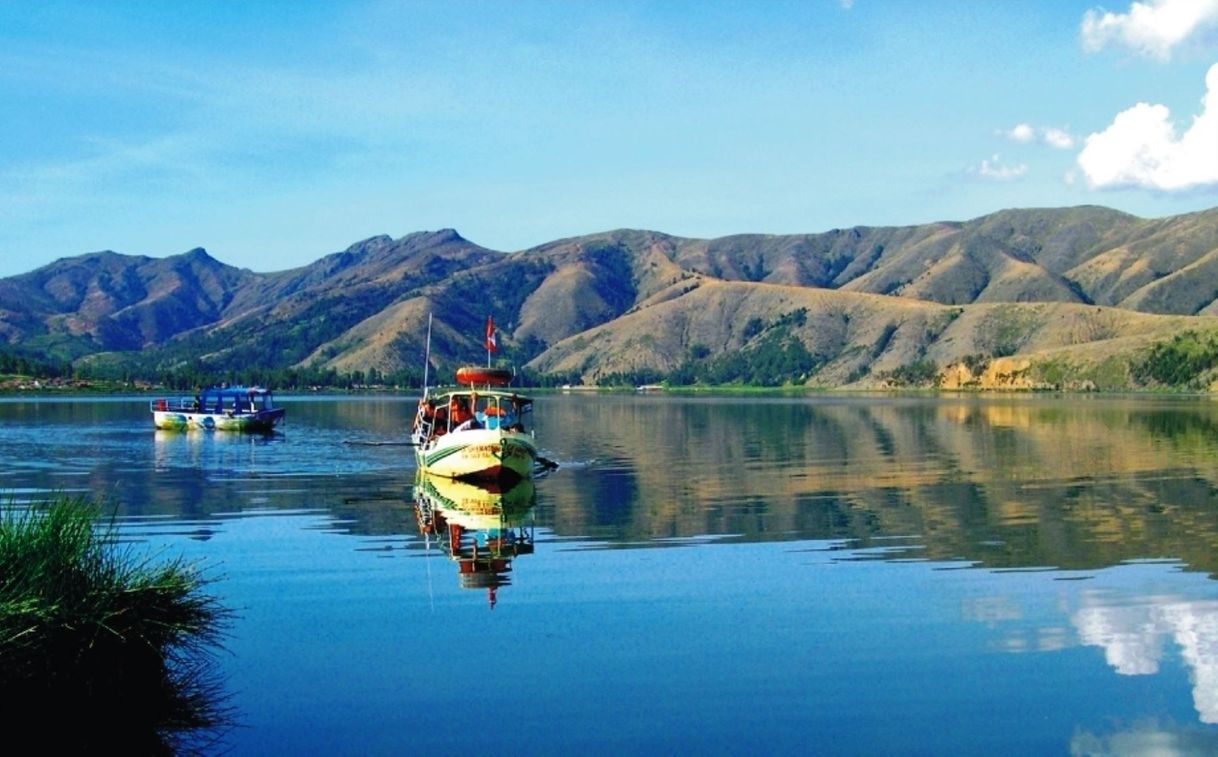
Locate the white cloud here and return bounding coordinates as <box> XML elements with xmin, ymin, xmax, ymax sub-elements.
<box><xmin>1006</xmin><ymin>123</ymin><xmax>1036</xmax><ymax>143</ymax></box>
<box><xmin>1042</xmin><ymin>127</ymin><xmax>1076</xmax><ymax>150</ymax></box>
<box><xmin>1077</xmin><ymin>62</ymin><xmax>1218</xmax><ymax>191</ymax></box>
<box><xmin>1081</xmin><ymin>0</ymin><xmax>1218</xmax><ymax>60</ymax></box>
<box><xmin>969</xmin><ymin>154</ymin><xmax>1028</xmax><ymax>181</ymax></box>
<box><xmin>1001</xmin><ymin>123</ymin><xmax>1075</xmax><ymax>150</ymax></box>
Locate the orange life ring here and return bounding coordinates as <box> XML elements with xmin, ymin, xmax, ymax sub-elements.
<box><xmin>455</xmin><ymin>366</ymin><xmax>513</xmax><ymax>386</ymax></box>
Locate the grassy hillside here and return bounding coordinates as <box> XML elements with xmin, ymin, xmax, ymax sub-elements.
<box><xmin>4</xmin><ymin>205</ymin><xmax>1218</xmax><ymax>390</ymax></box>
<box><xmin>525</xmin><ymin>278</ymin><xmax>1218</xmax><ymax>388</ymax></box>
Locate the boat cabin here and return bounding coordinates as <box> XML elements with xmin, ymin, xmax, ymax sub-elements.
<box><xmin>151</xmin><ymin>386</ymin><xmax>278</xmax><ymax>415</ymax></box>
<box><xmin>416</xmin><ymin>391</ymin><xmax>531</xmax><ymax>439</ymax></box>
<box><xmin>192</xmin><ymin>386</ymin><xmax>276</xmax><ymax>414</ymax></box>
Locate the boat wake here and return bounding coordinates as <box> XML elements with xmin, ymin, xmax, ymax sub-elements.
<box><xmin>542</xmin><ymin>457</ymin><xmax>595</xmax><ymax>471</ymax></box>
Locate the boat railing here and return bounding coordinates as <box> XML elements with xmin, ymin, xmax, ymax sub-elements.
<box><xmin>150</xmin><ymin>397</ymin><xmax>198</xmax><ymax>412</ymax></box>
<box><xmin>413</xmin><ymin>403</ymin><xmax>436</xmax><ymax>444</ymax></box>
<box><xmin>151</xmin><ymin>396</ymin><xmax>270</xmax><ymax>414</ymax></box>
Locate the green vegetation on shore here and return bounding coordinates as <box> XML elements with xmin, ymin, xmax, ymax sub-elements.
<box><xmin>0</xmin><ymin>496</ymin><xmax>232</xmax><ymax>752</ymax></box>
<box><xmin>10</xmin><ymin>327</ymin><xmax>1218</xmax><ymax>396</ymax></box>
<box><xmin>1132</xmin><ymin>330</ymin><xmax>1218</xmax><ymax>390</ymax></box>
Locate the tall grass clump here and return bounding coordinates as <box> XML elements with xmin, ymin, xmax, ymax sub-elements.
<box><xmin>0</xmin><ymin>496</ymin><xmax>233</xmax><ymax>753</ymax></box>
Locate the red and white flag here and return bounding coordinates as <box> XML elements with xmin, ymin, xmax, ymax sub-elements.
<box><xmin>485</xmin><ymin>315</ymin><xmax>498</xmax><ymax>352</ymax></box>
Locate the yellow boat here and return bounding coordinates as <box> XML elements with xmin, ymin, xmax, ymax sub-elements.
<box><xmin>411</xmin><ymin>367</ymin><xmax>539</xmax><ymax>481</ymax></box>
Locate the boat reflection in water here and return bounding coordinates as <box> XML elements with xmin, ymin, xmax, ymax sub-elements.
<box><xmin>413</xmin><ymin>471</ymin><xmax>536</xmax><ymax>609</ymax></box>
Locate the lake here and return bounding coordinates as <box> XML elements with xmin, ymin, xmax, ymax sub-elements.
<box><xmin>3</xmin><ymin>392</ymin><xmax>1218</xmax><ymax>754</ymax></box>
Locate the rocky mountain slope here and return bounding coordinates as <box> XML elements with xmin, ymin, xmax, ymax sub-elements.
<box><xmin>3</xmin><ymin>205</ymin><xmax>1218</xmax><ymax>389</ymax></box>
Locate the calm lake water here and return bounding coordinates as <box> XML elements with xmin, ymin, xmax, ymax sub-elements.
<box><xmin>4</xmin><ymin>392</ymin><xmax>1218</xmax><ymax>754</ymax></box>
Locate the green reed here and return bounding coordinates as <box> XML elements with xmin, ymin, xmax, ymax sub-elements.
<box><xmin>0</xmin><ymin>496</ymin><xmax>233</xmax><ymax>753</ymax></box>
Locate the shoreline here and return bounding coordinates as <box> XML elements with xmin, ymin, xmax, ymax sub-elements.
<box><xmin>2</xmin><ymin>381</ymin><xmax>1214</xmax><ymax>400</ymax></box>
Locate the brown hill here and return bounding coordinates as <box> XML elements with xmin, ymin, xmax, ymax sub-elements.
<box><xmin>525</xmin><ymin>278</ymin><xmax>1215</xmax><ymax>387</ymax></box>
<box><xmin>600</xmin><ymin>206</ymin><xmax>1216</xmax><ymax>314</ymax></box>
<box><xmin>0</xmin><ymin>248</ymin><xmax>257</xmax><ymax>354</ymax></box>
<box><xmin>3</xmin><ymin>205</ymin><xmax>1218</xmax><ymax>388</ymax></box>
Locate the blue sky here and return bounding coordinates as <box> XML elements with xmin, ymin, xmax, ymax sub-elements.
<box><xmin>2</xmin><ymin>0</ymin><xmax>1217</xmax><ymax>277</ymax></box>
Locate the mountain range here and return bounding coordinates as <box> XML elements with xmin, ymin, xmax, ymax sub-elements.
<box><xmin>3</xmin><ymin>204</ymin><xmax>1218</xmax><ymax>389</ymax></box>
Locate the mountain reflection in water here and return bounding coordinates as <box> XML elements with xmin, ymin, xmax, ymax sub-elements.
<box><xmin>4</xmin><ymin>394</ymin><xmax>1218</xmax><ymax>752</ymax></box>
<box><xmin>6</xmin><ymin>394</ymin><xmax>1218</xmax><ymax>578</ymax></box>
<box><xmin>537</xmin><ymin>395</ymin><xmax>1218</xmax><ymax>574</ymax></box>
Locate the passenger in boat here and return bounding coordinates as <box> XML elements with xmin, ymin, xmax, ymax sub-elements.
<box><xmin>418</xmin><ymin>399</ymin><xmax>437</xmax><ymax>436</ymax></box>
<box><xmin>501</xmin><ymin>395</ymin><xmax>525</xmax><ymax>431</ymax></box>
<box><xmin>431</xmin><ymin>402</ymin><xmax>448</xmax><ymax>437</ymax></box>
<box><xmin>448</xmin><ymin>396</ymin><xmax>469</xmax><ymax>424</ymax></box>
<box><xmin>476</xmin><ymin>406</ymin><xmax>490</xmax><ymax>428</ymax></box>
<box><xmin>449</xmin><ymin>396</ymin><xmax>479</xmax><ymax>431</ymax></box>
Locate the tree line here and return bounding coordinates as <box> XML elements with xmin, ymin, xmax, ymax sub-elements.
<box><xmin>0</xmin><ymin>350</ymin><xmax>74</xmax><ymax>380</ymax></box>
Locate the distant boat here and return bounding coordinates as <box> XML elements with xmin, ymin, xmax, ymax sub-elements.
<box><xmin>150</xmin><ymin>385</ymin><xmax>285</xmax><ymax>433</ymax></box>
<box><xmin>411</xmin><ymin>366</ymin><xmax>540</xmax><ymax>482</ymax></box>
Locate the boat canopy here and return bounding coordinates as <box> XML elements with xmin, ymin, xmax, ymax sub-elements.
<box><xmin>199</xmin><ymin>385</ymin><xmax>272</xmax><ymax>399</ymax></box>
<box><xmin>193</xmin><ymin>386</ymin><xmax>277</xmax><ymax>413</ymax></box>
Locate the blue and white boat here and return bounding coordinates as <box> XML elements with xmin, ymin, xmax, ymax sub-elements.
<box><xmin>150</xmin><ymin>385</ymin><xmax>285</xmax><ymax>432</ymax></box>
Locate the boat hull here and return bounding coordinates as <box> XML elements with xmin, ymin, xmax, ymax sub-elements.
<box><xmin>415</xmin><ymin>428</ymin><xmax>538</xmax><ymax>481</ymax></box>
<box><xmin>152</xmin><ymin>408</ymin><xmax>285</xmax><ymax>433</ymax></box>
